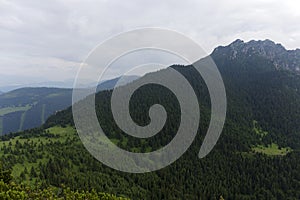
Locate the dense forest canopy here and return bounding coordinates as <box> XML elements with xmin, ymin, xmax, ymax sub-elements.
<box><xmin>1</xmin><ymin>40</ymin><xmax>300</xmax><ymax>199</ymax></box>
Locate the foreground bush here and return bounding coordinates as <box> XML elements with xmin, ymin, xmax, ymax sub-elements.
<box><xmin>0</xmin><ymin>181</ymin><xmax>129</xmax><ymax>200</ymax></box>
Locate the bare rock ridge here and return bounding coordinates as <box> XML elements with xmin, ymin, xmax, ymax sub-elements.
<box><xmin>213</xmin><ymin>39</ymin><xmax>300</xmax><ymax>72</ymax></box>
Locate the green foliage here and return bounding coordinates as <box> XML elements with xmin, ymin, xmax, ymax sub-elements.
<box><xmin>0</xmin><ymin>165</ymin><xmax>129</xmax><ymax>200</ymax></box>
<box><xmin>251</xmin><ymin>121</ymin><xmax>292</xmax><ymax>156</ymax></box>
<box><xmin>252</xmin><ymin>143</ymin><xmax>292</xmax><ymax>156</ymax></box>
<box><xmin>253</xmin><ymin>120</ymin><xmax>268</xmax><ymax>139</ymax></box>
<box><xmin>1</xmin><ymin>46</ymin><xmax>300</xmax><ymax>199</ymax></box>
<box><xmin>0</xmin><ymin>162</ymin><xmax>12</xmax><ymax>184</ymax></box>
<box><xmin>0</xmin><ymin>105</ymin><xmax>31</xmax><ymax>117</ymax></box>
<box><xmin>0</xmin><ymin>181</ymin><xmax>129</xmax><ymax>200</ymax></box>
<box><xmin>0</xmin><ymin>77</ymin><xmax>138</xmax><ymax>135</ymax></box>
<box><xmin>0</xmin><ymin>88</ymin><xmax>72</xmax><ymax>135</ymax></box>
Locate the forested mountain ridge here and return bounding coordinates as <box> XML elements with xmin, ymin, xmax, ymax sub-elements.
<box><xmin>0</xmin><ymin>76</ymin><xmax>139</xmax><ymax>135</ymax></box>
<box><xmin>97</xmin><ymin>75</ymin><xmax>139</xmax><ymax>91</ymax></box>
<box><xmin>1</xmin><ymin>39</ymin><xmax>300</xmax><ymax>199</ymax></box>
<box><xmin>0</xmin><ymin>87</ymin><xmax>72</xmax><ymax>135</ymax></box>
<box><xmin>211</xmin><ymin>40</ymin><xmax>300</xmax><ymax>149</ymax></box>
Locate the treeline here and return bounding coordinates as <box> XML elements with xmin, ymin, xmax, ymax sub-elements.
<box><xmin>1</xmin><ymin>50</ymin><xmax>300</xmax><ymax>199</ymax></box>
<box><xmin>0</xmin><ymin>163</ymin><xmax>129</xmax><ymax>200</ymax></box>
<box><xmin>1</xmin><ymin>127</ymin><xmax>299</xmax><ymax>199</ymax></box>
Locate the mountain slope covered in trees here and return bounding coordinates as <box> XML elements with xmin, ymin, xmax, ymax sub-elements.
<box><xmin>0</xmin><ymin>87</ymin><xmax>72</xmax><ymax>135</ymax></box>
<box><xmin>0</xmin><ymin>76</ymin><xmax>139</xmax><ymax>135</ymax></box>
<box><xmin>1</xmin><ymin>40</ymin><xmax>300</xmax><ymax>200</ymax></box>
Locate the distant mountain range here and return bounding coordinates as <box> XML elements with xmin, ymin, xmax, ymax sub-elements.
<box><xmin>96</xmin><ymin>75</ymin><xmax>139</xmax><ymax>92</ymax></box>
<box><xmin>0</xmin><ymin>75</ymin><xmax>139</xmax><ymax>135</ymax></box>
<box><xmin>0</xmin><ymin>81</ymin><xmax>75</xmax><ymax>93</ymax></box>
<box><xmin>0</xmin><ymin>75</ymin><xmax>140</xmax><ymax>93</ymax></box>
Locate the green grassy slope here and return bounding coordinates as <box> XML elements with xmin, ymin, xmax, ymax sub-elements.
<box><xmin>0</xmin><ymin>88</ymin><xmax>72</xmax><ymax>135</ymax></box>
<box><xmin>0</xmin><ymin>105</ymin><xmax>31</xmax><ymax>117</ymax></box>
<box><xmin>1</xmin><ymin>41</ymin><xmax>300</xmax><ymax>199</ymax></box>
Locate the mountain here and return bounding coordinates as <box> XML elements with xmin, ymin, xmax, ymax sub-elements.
<box><xmin>0</xmin><ymin>81</ymin><xmax>73</xmax><ymax>93</ymax></box>
<box><xmin>211</xmin><ymin>39</ymin><xmax>300</xmax><ymax>149</ymax></box>
<box><xmin>0</xmin><ymin>87</ymin><xmax>72</xmax><ymax>135</ymax></box>
<box><xmin>97</xmin><ymin>75</ymin><xmax>139</xmax><ymax>92</ymax></box>
<box><xmin>214</xmin><ymin>39</ymin><xmax>300</xmax><ymax>72</ymax></box>
<box><xmin>1</xmin><ymin>39</ymin><xmax>300</xmax><ymax>199</ymax></box>
<box><xmin>0</xmin><ymin>91</ymin><xmax>3</xmax><ymax>95</ymax></box>
<box><xmin>0</xmin><ymin>75</ymin><xmax>139</xmax><ymax>93</ymax></box>
<box><xmin>0</xmin><ymin>75</ymin><xmax>139</xmax><ymax>135</ymax></box>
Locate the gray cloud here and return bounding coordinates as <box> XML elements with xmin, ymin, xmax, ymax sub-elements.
<box><xmin>0</xmin><ymin>0</ymin><xmax>299</xmax><ymax>87</ymax></box>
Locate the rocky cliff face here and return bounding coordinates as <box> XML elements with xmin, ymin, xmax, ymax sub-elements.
<box><xmin>213</xmin><ymin>39</ymin><xmax>300</xmax><ymax>73</ymax></box>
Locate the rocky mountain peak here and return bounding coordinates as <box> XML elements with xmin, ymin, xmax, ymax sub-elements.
<box><xmin>212</xmin><ymin>39</ymin><xmax>300</xmax><ymax>73</ymax></box>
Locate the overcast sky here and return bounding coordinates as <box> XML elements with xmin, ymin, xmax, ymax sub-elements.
<box><xmin>0</xmin><ymin>0</ymin><xmax>299</xmax><ymax>88</ymax></box>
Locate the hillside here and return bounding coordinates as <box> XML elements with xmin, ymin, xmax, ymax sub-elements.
<box><xmin>0</xmin><ymin>87</ymin><xmax>72</xmax><ymax>135</ymax></box>
<box><xmin>0</xmin><ymin>76</ymin><xmax>139</xmax><ymax>135</ymax></box>
<box><xmin>1</xmin><ymin>40</ymin><xmax>300</xmax><ymax>199</ymax></box>
<box><xmin>97</xmin><ymin>76</ymin><xmax>139</xmax><ymax>91</ymax></box>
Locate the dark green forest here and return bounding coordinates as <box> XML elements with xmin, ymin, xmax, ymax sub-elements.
<box><xmin>0</xmin><ymin>88</ymin><xmax>72</xmax><ymax>135</ymax></box>
<box><xmin>1</xmin><ymin>40</ymin><xmax>300</xmax><ymax>199</ymax></box>
<box><xmin>0</xmin><ymin>76</ymin><xmax>138</xmax><ymax>135</ymax></box>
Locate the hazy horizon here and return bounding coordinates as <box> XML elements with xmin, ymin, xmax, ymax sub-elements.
<box><xmin>1</xmin><ymin>0</ymin><xmax>300</xmax><ymax>88</ymax></box>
